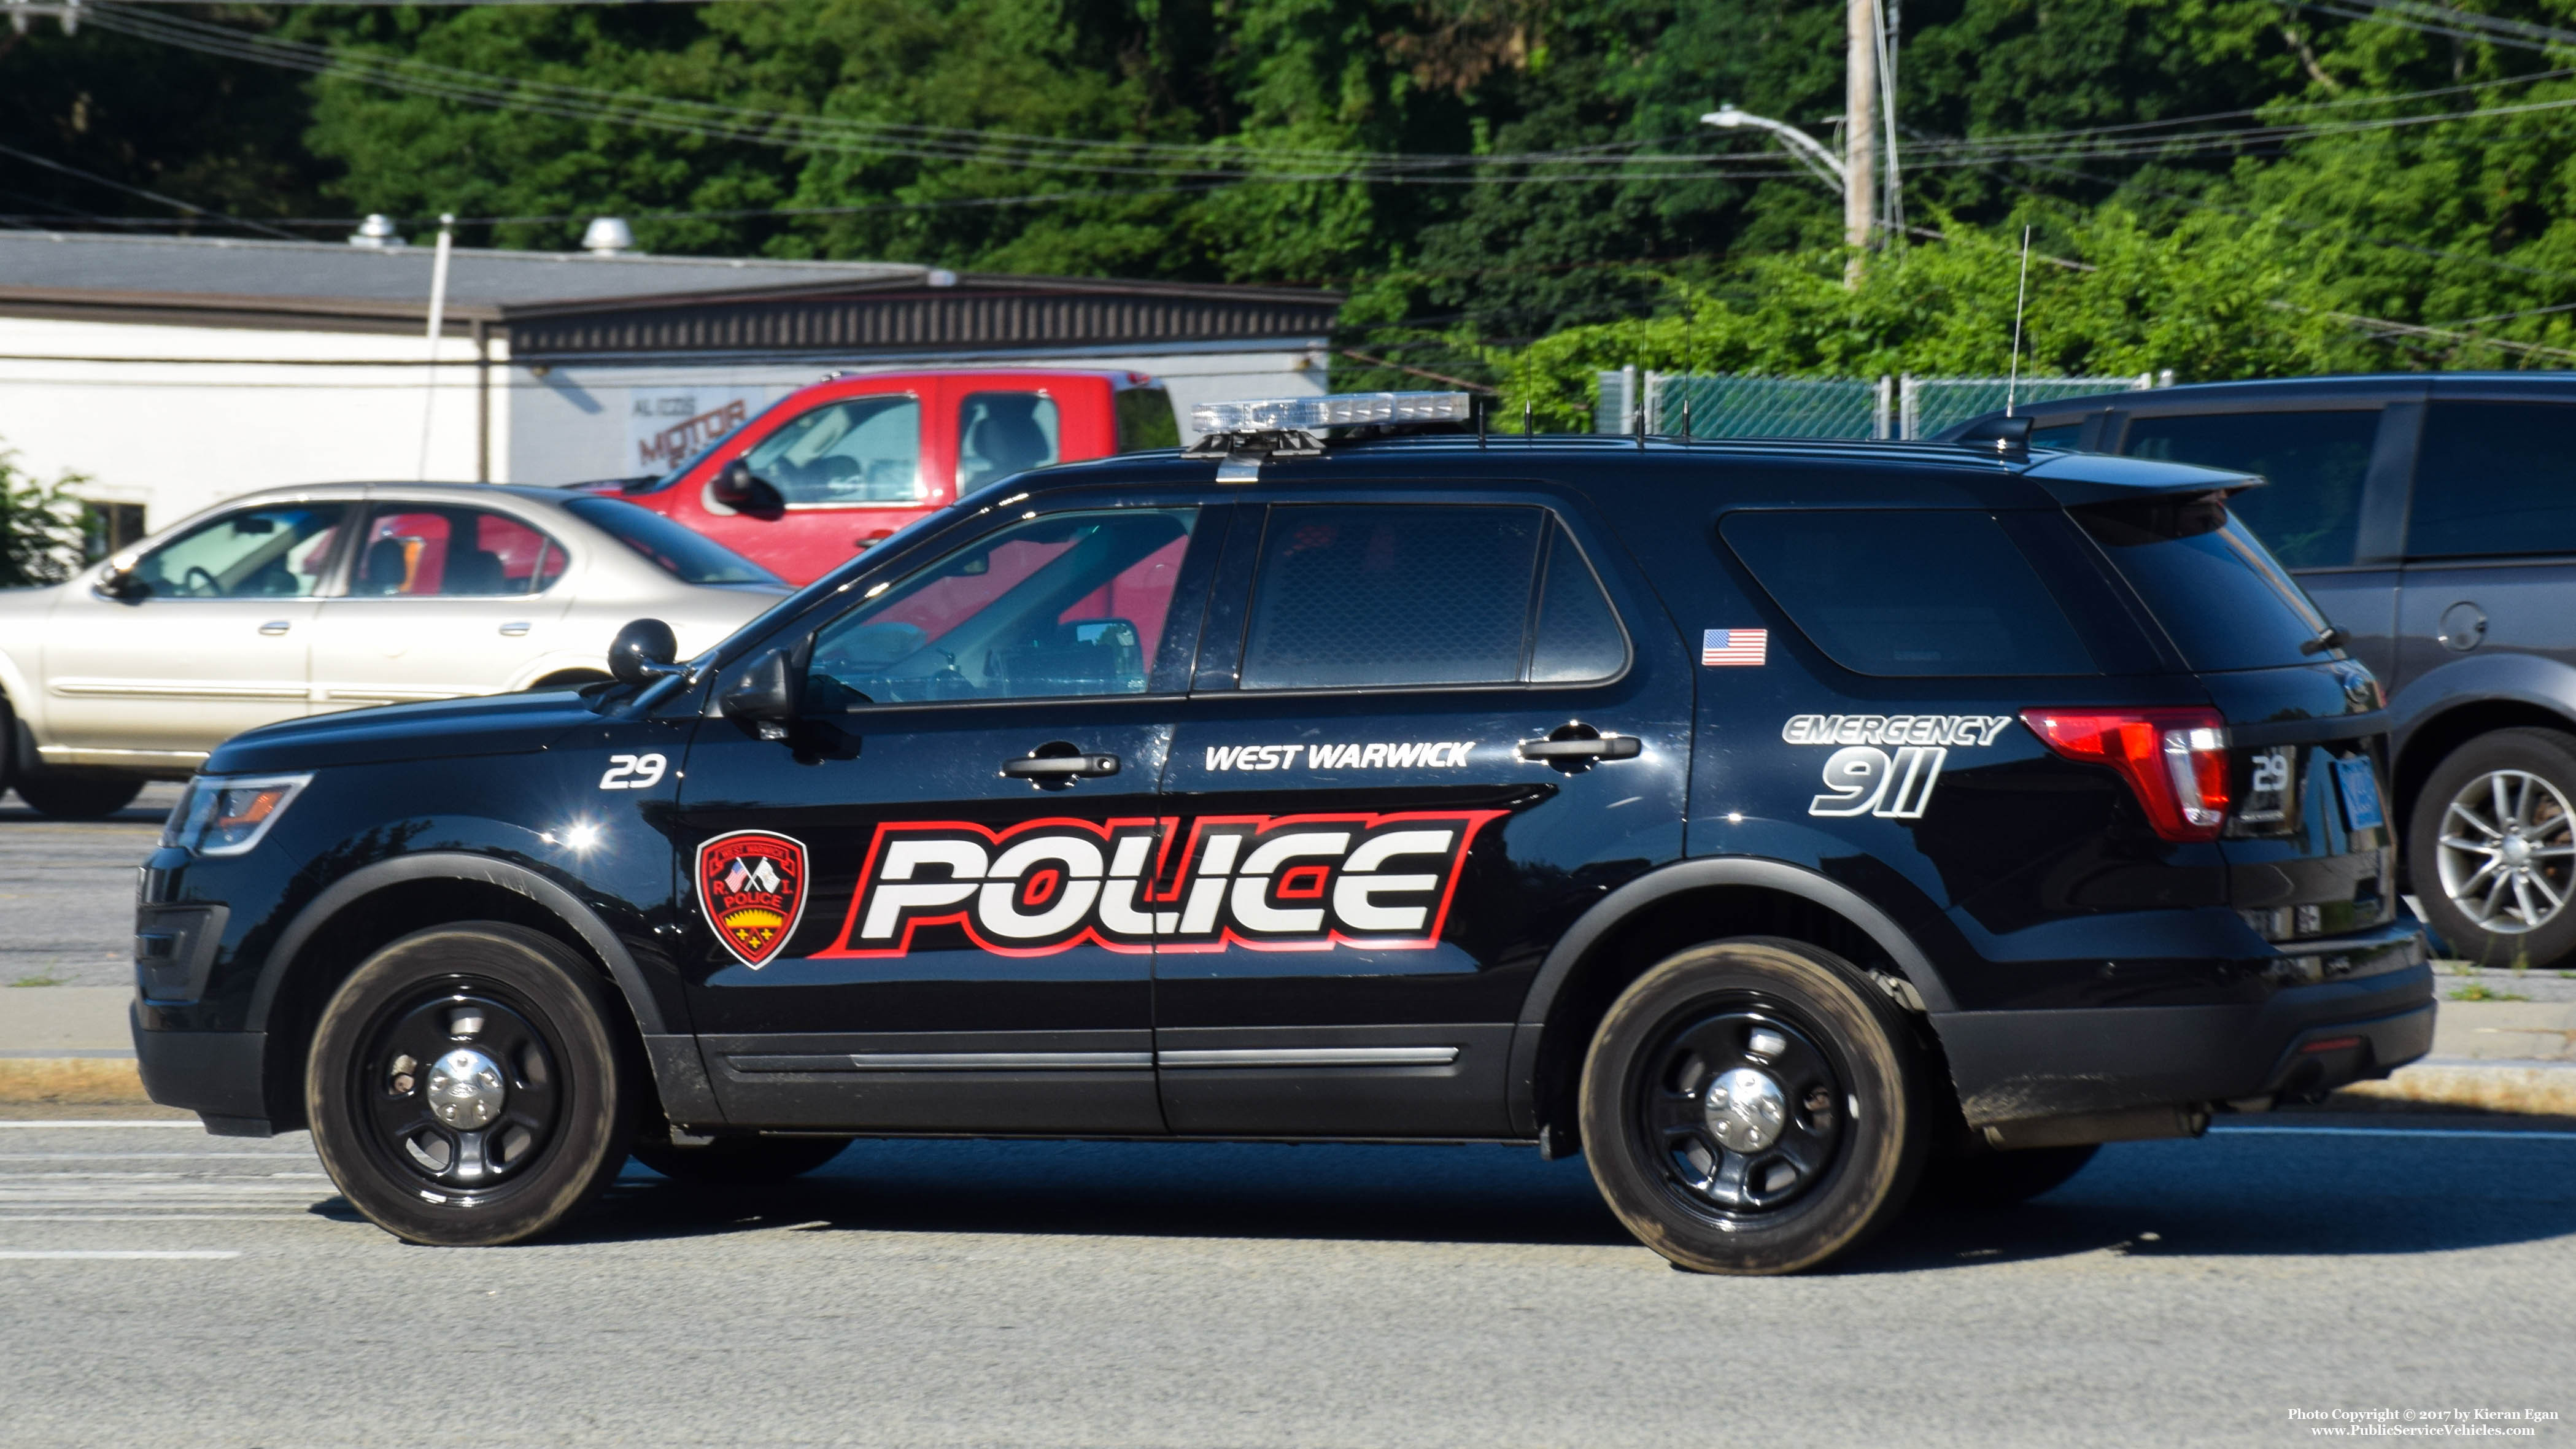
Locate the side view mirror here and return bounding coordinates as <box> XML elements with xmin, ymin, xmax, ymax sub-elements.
<box><xmin>608</xmin><ymin>617</ymin><xmax>681</xmax><ymax>686</ymax></box>
<box><xmin>98</xmin><ymin>565</ymin><xmax>147</xmax><ymax>601</ymax></box>
<box><xmin>719</xmin><ymin>647</ymin><xmax>806</xmax><ymax>740</ymax></box>
<box><xmin>710</xmin><ymin>460</ymin><xmax>786</xmax><ymax>519</ymax></box>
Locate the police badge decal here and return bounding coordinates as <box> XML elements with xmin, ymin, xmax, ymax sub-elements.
<box><xmin>697</xmin><ymin>830</ymin><xmax>810</xmax><ymax>969</ymax></box>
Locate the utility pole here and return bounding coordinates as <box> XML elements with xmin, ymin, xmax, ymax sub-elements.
<box><xmin>1844</xmin><ymin>0</ymin><xmax>1879</xmax><ymax>275</ymax></box>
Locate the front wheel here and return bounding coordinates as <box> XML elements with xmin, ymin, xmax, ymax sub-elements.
<box><xmin>2410</xmin><ymin>728</ymin><xmax>2576</xmax><ymax>970</ymax></box>
<box><xmin>1578</xmin><ymin>937</ymin><xmax>1930</xmax><ymax>1275</ymax></box>
<box><xmin>306</xmin><ymin>923</ymin><xmax>637</xmax><ymax>1246</ymax></box>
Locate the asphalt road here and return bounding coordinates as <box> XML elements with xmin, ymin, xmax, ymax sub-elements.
<box><xmin>2</xmin><ymin>1116</ymin><xmax>2570</xmax><ymax>1448</ymax></box>
<box><xmin>0</xmin><ymin>782</ymin><xmax>180</xmax><ymax>989</ymax></box>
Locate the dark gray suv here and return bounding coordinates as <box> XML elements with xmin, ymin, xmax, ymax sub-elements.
<box><xmin>1962</xmin><ymin>373</ymin><xmax>2576</xmax><ymax>969</ymax></box>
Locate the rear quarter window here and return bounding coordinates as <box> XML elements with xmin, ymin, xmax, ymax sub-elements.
<box><xmin>1721</xmin><ymin>509</ymin><xmax>2100</xmax><ymax>676</ymax></box>
<box><xmin>2073</xmin><ymin>492</ymin><xmax>2339</xmax><ymax>671</ymax></box>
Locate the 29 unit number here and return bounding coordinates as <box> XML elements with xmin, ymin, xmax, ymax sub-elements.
<box><xmin>600</xmin><ymin>753</ymin><xmax>668</xmax><ymax>790</ymax></box>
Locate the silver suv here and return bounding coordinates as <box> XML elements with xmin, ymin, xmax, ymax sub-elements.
<box><xmin>0</xmin><ymin>482</ymin><xmax>789</xmax><ymax>817</ymax></box>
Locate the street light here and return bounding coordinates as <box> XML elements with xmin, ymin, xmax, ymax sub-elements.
<box><xmin>1700</xmin><ymin>106</ymin><xmax>1847</xmax><ymax>191</ymax></box>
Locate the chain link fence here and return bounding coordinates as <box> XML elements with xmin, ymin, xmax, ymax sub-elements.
<box><xmin>1595</xmin><ymin>368</ymin><xmax>2167</xmax><ymax>441</ymax></box>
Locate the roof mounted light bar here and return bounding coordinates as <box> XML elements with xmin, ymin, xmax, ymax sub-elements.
<box><xmin>1185</xmin><ymin>391</ymin><xmax>1475</xmax><ymax>482</ymax></box>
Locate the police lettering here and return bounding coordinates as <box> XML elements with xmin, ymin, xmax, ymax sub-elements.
<box><xmin>822</xmin><ymin>810</ymin><xmax>1507</xmax><ymax>958</ymax></box>
<box><xmin>1780</xmin><ymin>714</ymin><xmax>2013</xmax><ymax>748</ymax></box>
<box><xmin>1202</xmin><ymin>742</ymin><xmax>1478</xmax><ymax>771</ymax></box>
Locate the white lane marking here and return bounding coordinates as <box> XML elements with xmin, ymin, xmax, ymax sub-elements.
<box><xmin>0</xmin><ymin>1121</ymin><xmax>218</xmax><ymax>1129</ymax></box>
<box><xmin>2209</xmin><ymin>1126</ymin><xmax>2576</xmax><ymax>1140</ymax></box>
<box><xmin>0</xmin><ymin>1153</ymin><xmax>309</xmax><ymax>1162</ymax></box>
<box><xmin>0</xmin><ymin>1215</ymin><xmax>316</xmax><ymax>1223</ymax></box>
<box><xmin>0</xmin><ymin>1250</ymin><xmax>240</xmax><ymax>1260</ymax></box>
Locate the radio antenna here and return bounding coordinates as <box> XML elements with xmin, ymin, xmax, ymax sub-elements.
<box><xmin>2005</xmin><ymin>223</ymin><xmax>2032</xmax><ymax>417</ymax></box>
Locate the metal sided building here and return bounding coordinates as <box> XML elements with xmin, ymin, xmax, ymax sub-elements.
<box><xmin>0</xmin><ymin>229</ymin><xmax>1339</xmax><ymax>540</ymax></box>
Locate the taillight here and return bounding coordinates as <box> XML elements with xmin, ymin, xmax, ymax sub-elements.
<box><xmin>2022</xmin><ymin>708</ymin><xmax>2232</xmax><ymax>842</ymax></box>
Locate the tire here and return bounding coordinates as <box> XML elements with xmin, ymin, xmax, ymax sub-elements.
<box><xmin>2409</xmin><ymin>727</ymin><xmax>2576</xmax><ymax>970</ymax></box>
<box><xmin>12</xmin><ymin>768</ymin><xmax>143</xmax><ymax>819</ymax></box>
<box><xmin>631</xmin><ymin>1135</ymin><xmax>851</xmax><ymax>1184</ymax></box>
<box><xmin>305</xmin><ymin>922</ymin><xmax>637</xmax><ymax>1246</ymax></box>
<box><xmin>1577</xmin><ymin>937</ymin><xmax>1930</xmax><ymax>1275</ymax></box>
<box><xmin>0</xmin><ymin>692</ymin><xmax>17</xmax><ymax>802</ymax></box>
<box><xmin>1914</xmin><ymin>1143</ymin><xmax>2099</xmax><ymax>1211</ymax></box>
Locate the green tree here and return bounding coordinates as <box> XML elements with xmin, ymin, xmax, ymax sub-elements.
<box><xmin>0</xmin><ymin>447</ymin><xmax>91</xmax><ymax>589</ymax></box>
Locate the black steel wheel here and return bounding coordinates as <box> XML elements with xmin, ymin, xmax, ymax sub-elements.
<box><xmin>12</xmin><ymin>768</ymin><xmax>143</xmax><ymax>819</ymax></box>
<box><xmin>632</xmin><ymin>1135</ymin><xmax>853</xmax><ymax>1184</ymax></box>
<box><xmin>1579</xmin><ymin>937</ymin><xmax>1930</xmax><ymax>1274</ymax></box>
<box><xmin>307</xmin><ymin>923</ymin><xmax>636</xmax><ymax>1246</ymax></box>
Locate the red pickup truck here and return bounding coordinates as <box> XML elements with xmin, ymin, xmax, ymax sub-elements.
<box><xmin>605</xmin><ymin>368</ymin><xmax>1178</xmax><ymax>584</ymax></box>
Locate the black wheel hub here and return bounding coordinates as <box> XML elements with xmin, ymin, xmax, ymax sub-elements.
<box><xmin>354</xmin><ymin>982</ymin><xmax>563</xmax><ymax>1200</ymax></box>
<box><xmin>1635</xmin><ymin>1004</ymin><xmax>1849</xmax><ymax>1217</ymax></box>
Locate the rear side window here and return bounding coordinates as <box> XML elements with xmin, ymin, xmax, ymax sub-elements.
<box><xmin>2123</xmin><ymin>410</ymin><xmax>2378</xmax><ymax>568</ymax></box>
<box><xmin>958</xmin><ymin>392</ymin><xmax>1062</xmax><ymax>491</ymax></box>
<box><xmin>1239</xmin><ymin>506</ymin><xmax>1626</xmax><ymax>690</ymax></box>
<box><xmin>2407</xmin><ymin>401</ymin><xmax>2576</xmax><ymax>559</ymax></box>
<box><xmin>1116</xmin><ymin>387</ymin><xmax>1180</xmax><ymax>451</ymax></box>
<box><xmin>2073</xmin><ymin>492</ymin><xmax>2338</xmax><ymax>671</ymax></box>
<box><xmin>563</xmin><ymin>497</ymin><xmax>781</xmax><ymax>586</ymax></box>
<box><xmin>1722</xmin><ymin>510</ymin><xmax>2098</xmax><ymax>676</ymax></box>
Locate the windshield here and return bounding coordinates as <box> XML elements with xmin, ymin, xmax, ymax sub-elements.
<box><xmin>2073</xmin><ymin>490</ymin><xmax>2342</xmax><ymax>672</ymax></box>
<box><xmin>562</xmin><ymin>497</ymin><xmax>782</xmax><ymax>586</ymax></box>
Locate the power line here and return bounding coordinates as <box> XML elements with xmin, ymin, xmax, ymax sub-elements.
<box><xmin>2300</xmin><ymin>0</ymin><xmax>2576</xmax><ymax>55</ymax></box>
<box><xmin>0</xmin><ymin>140</ymin><xmax>304</xmax><ymax>240</ymax></box>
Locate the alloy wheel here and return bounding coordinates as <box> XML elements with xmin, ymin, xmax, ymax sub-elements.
<box><xmin>2437</xmin><ymin>768</ymin><xmax>2576</xmax><ymax>935</ymax></box>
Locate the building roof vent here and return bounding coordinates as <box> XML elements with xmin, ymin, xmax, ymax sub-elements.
<box><xmin>347</xmin><ymin>214</ymin><xmax>407</xmax><ymax>249</ymax></box>
<box><xmin>581</xmin><ymin>217</ymin><xmax>637</xmax><ymax>257</ymax></box>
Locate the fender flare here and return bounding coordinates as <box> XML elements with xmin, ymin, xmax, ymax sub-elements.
<box><xmin>1515</xmin><ymin>856</ymin><xmax>1959</xmax><ymax>1029</ymax></box>
<box><xmin>247</xmin><ymin>851</ymin><xmax>671</xmax><ymax>1037</ymax></box>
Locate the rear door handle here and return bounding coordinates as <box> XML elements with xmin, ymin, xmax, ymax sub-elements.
<box><xmin>258</xmin><ymin>620</ymin><xmax>292</xmax><ymax>636</ymax></box>
<box><xmin>499</xmin><ymin>621</ymin><xmax>532</xmax><ymax>637</ymax></box>
<box><xmin>1001</xmin><ymin>753</ymin><xmax>1122</xmax><ymax>779</ymax></box>
<box><xmin>1517</xmin><ymin>735</ymin><xmax>1641</xmax><ymax>762</ymax></box>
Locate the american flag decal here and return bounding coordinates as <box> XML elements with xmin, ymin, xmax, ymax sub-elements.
<box><xmin>1701</xmin><ymin>628</ymin><xmax>1768</xmax><ymax>667</ymax></box>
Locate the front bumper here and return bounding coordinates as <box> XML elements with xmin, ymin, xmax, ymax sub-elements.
<box><xmin>1931</xmin><ymin>922</ymin><xmax>2434</xmax><ymax>1129</ymax></box>
<box><xmin>131</xmin><ymin>1003</ymin><xmax>279</xmax><ymax>1136</ymax></box>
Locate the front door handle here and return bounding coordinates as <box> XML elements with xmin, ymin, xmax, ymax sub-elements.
<box><xmin>1001</xmin><ymin>751</ymin><xmax>1122</xmax><ymax>779</ymax></box>
<box><xmin>258</xmin><ymin>620</ymin><xmax>292</xmax><ymax>636</ymax></box>
<box><xmin>1518</xmin><ymin>733</ymin><xmax>1641</xmax><ymax>762</ymax></box>
<box><xmin>498</xmin><ymin>620</ymin><xmax>532</xmax><ymax>637</ymax></box>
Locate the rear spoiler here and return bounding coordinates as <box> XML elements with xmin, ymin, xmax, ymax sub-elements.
<box><xmin>2017</xmin><ymin>452</ymin><xmax>2263</xmax><ymax>508</ymax></box>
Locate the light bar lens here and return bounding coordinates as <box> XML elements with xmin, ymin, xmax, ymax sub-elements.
<box><xmin>166</xmin><ymin>773</ymin><xmax>312</xmax><ymax>857</ymax></box>
<box><xmin>1191</xmin><ymin>392</ymin><xmax>1472</xmax><ymax>434</ymax></box>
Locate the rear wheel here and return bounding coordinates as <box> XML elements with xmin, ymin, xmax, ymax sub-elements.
<box><xmin>12</xmin><ymin>767</ymin><xmax>144</xmax><ymax>819</ymax></box>
<box><xmin>631</xmin><ymin>1135</ymin><xmax>852</xmax><ymax>1184</ymax></box>
<box><xmin>2410</xmin><ymin>727</ymin><xmax>2576</xmax><ymax>969</ymax></box>
<box><xmin>306</xmin><ymin>922</ymin><xmax>636</xmax><ymax>1246</ymax></box>
<box><xmin>1578</xmin><ymin>937</ymin><xmax>1930</xmax><ymax>1275</ymax></box>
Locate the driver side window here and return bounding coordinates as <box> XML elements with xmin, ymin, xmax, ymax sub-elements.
<box><xmin>741</xmin><ymin>396</ymin><xmax>923</xmax><ymax>506</ymax></box>
<box><xmin>806</xmin><ymin>508</ymin><xmax>1199</xmax><ymax>706</ymax></box>
<box><xmin>130</xmin><ymin>503</ymin><xmax>347</xmax><ymax>599</ymax></box>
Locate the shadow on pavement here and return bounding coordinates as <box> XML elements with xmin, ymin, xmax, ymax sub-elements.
<box><xmin>505</xmin><ymin>1121</ymin><xmax>2576</xmax><ymax>1267</ymax></box>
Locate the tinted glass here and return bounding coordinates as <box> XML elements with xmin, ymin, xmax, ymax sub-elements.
<box><xmin>562</xmin><ymin>497</ymin><xmax>781</xmax><ymax>585</ymax></box>
<box><xmin>2075</xmin><ymin>492</ymin><xmax>2339</xmax><ymax>671</ymax></box>
<box><xmin>1241</xmin><ymin>506</ymin><xmax>1542</xmax><ymax>690</ymax></box>
<box><xmin>743</xmin><ymin>396</ymin><xmax>923</xmax><ymax>505</ymax></box>
<box><xmin>133</xmin><ymin>504</ymin><xmax>345</xmax><ymax>599</ymax></box>
<box><xmin>808</xmin><ymin>509</ymin><xmax>1196</xmax><ymax>705</ymax></box>
<box><xmin>1116</xmin><ymin>388</ymin><xmax>1180</xmax><ymax>451</ymax></box>
<box><xmin>2124</xmin><ymin>409</ymin><xmax>2378</xmax><ymax>568</ymax></box>
<box><xmin>2407</xmin><ymin>401</ymin><xmax>2576</xmax><ymax>559</ymax></box>
<box><xmin>2029</xmin><ymin>423</ymin><xmax>2082</xmax><ymax>450</ymax></box>
<box><xmin>1529</xmin><ymin>522</ymin><xmax>1628</xmax><ymax>683</ymax></box>
<box><xmin>353</xmin><ymin>508</ymin><xmax>563</xmax><ymax>597</ymax></box>
<box><xmin>957</xmin><ymin>392</ymin><xmax>1062</xmax><ymax>491</ymax></box>
<box><xmin>1723</xmin><ymin>510</ymin><xmax>2097</xmax><ymax>676</ymax></box>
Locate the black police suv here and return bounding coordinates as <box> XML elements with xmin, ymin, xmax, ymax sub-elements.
<box><xmin>1956</xmin><ymin>373</ymin><xmax>2576</xmax><ymax>971</ymax></box>
<box><xmin>132</xmin><ymin>396</ymin><xmax>2432</xmax><ymax>1274</ymax></box>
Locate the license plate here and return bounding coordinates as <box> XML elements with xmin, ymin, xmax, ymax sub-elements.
<box><xmin>2334</xmin><ymin>755</ymin><xmax>2385</xmax><ymax>831</ymax></box>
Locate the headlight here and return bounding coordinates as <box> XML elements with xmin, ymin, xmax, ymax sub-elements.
<box><xmin>164</xmin><ymin>774</ymin><xmax>312</xmax><ymax>857</ymax></box>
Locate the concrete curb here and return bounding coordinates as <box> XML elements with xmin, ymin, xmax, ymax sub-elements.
<box><xmin>0</xmin><ymin>1057</ymin><xmax>151</xmax><ymax>1105</ymax></box>
<box><xmin>2335</xmin><ymin>1059</ymin><xmax>2576</xmax><ymax>1116</ymax></box>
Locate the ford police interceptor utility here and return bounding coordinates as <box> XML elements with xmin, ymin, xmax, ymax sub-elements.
<box><xmin>131</xmin><ymin>395</ymin><xmax>2433</xmax><ymax>1274</ymax></box>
